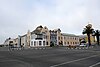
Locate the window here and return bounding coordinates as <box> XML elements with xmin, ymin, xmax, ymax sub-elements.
<box><xmin>64</xmin><ymin>37</ymin><xmax>66</xmax><ymax>39</ymax></box>
<box><xmin>43</xmin><ymin>41</ymin><xmax>45</xmax><ymax>46</ymax></box>
<box><xmin>34</xmin><ymin>41</ymin><xmax>36</xmax><ymax>46</ymax></box>
<box><xmin>58</xmin><ymin>36</ymin><xmax>60</xmax><ymax>40</ymax></box>
<box><xmin>73</xmin><ymin>42</ymin><xmax>74</xmax><ymax>44</ymax></box>
<box><xmin>70</xmin><ymin>42</ymin><xmax>72</xmax><ymax>44</ymax></box>
<box><xmin>39</xmin><ymin>41</ymin><xmax>41</xmax><ymax>45</ymax></box>
<box><xmin>46</xmin><ymin>41</ymin><xmax>48</xmax><ymax>45</ymax></box>
<box><xmin>64</xmin><ymin>42</ymin><xmax>66</xmax><ymax>45</ymax></box>
<box><xmin>9</xmin><ymin>41</ymin><xmax>13</xmax><ymax>43</ymax></box>
<box><xmin>61</xmin><ymin>37</ymin><xmax>62</xmax><ymax>39</ymax></box>
<box><xmin>15</xmin><ymin>43</ymin><xmax>17</xmax><ymax>45</ymax></box>
<box><xmin>45</xmin><ymin>30</ymin><xmax>47</xmax><ymax>33</ymax></box>
<box><xmin>67</xmin><ymin>42</ymin><xmax>69</xmax><ymax>44</ymax></box>
<box><xmin>31</xmin><ymin>41</ymin><xmax>33</xmax><ymax>45</ymax></box>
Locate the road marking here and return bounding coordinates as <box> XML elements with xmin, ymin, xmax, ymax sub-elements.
<box><xmin>50</xmin><ymin>55</ymin><xmax>99</xmax><ymax>67</ymax></box>
<box><xmin>89</xmin><ymin>62</ymin><xmax>100</xmax><ymax>67</ymax></box>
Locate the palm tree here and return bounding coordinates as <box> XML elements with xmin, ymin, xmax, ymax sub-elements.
<box><xmin>82</xmin><ymin>24</ymin><xmax>94</xmax><ymax>46</ymax></box>
<box><xmin>93</xmin><ymin>30</ymin><xmax>100</xmax><ymax>45</ymax></box>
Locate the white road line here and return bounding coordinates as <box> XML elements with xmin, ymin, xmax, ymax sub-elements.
<box><xmin>89</xmin><ymin>62</ymin><xmax>100</xmax><ymax>67</ymax></box>
<box><xmin>50</xmin><ymin>55</ymin><xmax>99</xmax><ymax>67</ymax></box>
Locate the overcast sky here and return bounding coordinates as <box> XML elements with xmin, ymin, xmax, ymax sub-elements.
<box><xmin>0</xmin><ymin>0</ymin><xmax>100</xmax><ymax>44</ymax></box>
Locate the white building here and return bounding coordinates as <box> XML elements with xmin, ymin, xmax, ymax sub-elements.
<box><xmin>30</xmin><ymin>33</ymin><xmax>46</xmax><ymax>47</ymax></box>
<box><xmin>30</xmin><ymin>25</ymin><xmax>50</xmax><ymax>47</ymax></box>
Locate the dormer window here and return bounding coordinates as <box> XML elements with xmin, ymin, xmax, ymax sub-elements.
<box><xmin>44</xmin><ymin>26</ymin><xmax>47</xmax><ymax>29</ymax></box>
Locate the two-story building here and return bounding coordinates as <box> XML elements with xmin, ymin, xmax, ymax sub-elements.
<box><xmin>30</xmin><ymin>26</ymin><xmax>50</xmax><ymax>47</ymax></box>
<box><xmin>61</xmin><ymin>33</ymin><xmax>79</xmax><ymax>46</ymax></box>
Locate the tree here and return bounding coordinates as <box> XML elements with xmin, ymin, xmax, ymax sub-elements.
<box><xmin>82</xmin><ymin>24</ymin><xmax>94</xmax><ymax>46</ymax></box>
<box><xmin>93</xmin><ymin>30</ymin><xmax>100</xmax><ymax>45</ymax></box>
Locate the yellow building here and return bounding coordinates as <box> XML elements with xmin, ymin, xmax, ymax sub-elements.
<box><xmin>61</xmin><ymin>33</ymin><xmax>80</xmax><ymax>46</ymax></box>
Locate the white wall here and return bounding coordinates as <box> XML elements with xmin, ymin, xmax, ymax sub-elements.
<box><xmin>30</xmin><ymin>39</ymin><xmax>46</xmax><ymax>47</ymax></box>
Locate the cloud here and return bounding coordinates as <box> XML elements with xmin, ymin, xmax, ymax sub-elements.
<box><xmin>0</xmin><ymin>0</ymin><xmax>100</xmax><ymax>43</ymax></box>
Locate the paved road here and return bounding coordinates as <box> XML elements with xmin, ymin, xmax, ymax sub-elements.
<box><xmin>0</xmin><ymin>46</ymin><xmax>100</xmax><ymax>67</ymax></box>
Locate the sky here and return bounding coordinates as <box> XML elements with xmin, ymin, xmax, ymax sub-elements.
<box><xmin>0</xmin><ymin>0</ymin><xmax>100</xmax><ymax>44</ymax></box>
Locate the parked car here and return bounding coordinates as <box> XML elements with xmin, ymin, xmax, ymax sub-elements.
<box><xmin>80</xmin><ymin>44</ymin><xmax>86</xmax><ymax>47</ymax></box>
<box><xmin>80</xmin><ymin>40</ymin><xmax>87</xmax><ymax>47</ymax></box>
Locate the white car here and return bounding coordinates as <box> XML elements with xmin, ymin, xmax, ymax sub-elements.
<box><xmin>80</xmin><ymin>43</ymin><xmax>86</xmax><ymax>47</ymax></box>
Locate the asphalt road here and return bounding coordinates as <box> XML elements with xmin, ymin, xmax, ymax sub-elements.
<box><xmin>0</xmin><ymin>46</ymin><xmax>100</xmax><ymax>67</ymax></box>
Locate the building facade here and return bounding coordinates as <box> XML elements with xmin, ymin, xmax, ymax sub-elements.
<box><xmin>49</xmin><ymin>29</ymin><xmax>62</xmax><ymax>46</ymax></box>
<box><xmin>61</xmin><ymin>33</ymin><xmax>79</xmax><ymax>46</ymax></box>
<box><xmin>30</xmin><ymin>26</ymin><xmax>50</xmax><ymax>47</ymax></box>
<box><xmin>4</xmin><ymin>25</ymin><xmax>80</xmax><ymax>47</ymax></box>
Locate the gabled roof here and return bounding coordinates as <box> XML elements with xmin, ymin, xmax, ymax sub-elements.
<box><xmin>61</xmin><ymin>33</ymin><xmax>79</xmax><ymax>37</ymax></box>
<box><xmin>31</xmin><ymin>25</ymin><xmax>43</xmax><ymax>35</ymax></box>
